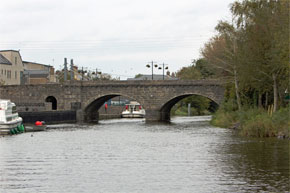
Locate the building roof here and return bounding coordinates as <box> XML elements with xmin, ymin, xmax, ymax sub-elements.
<box><xmin>0</xmin><ymin>50</ymin><xmax>20</xmax><ymax>53</ymax></box>
<box><xmin>0</xmin><ymin>53</ymin><xmax>12</xmax><ymax>65</ymax></box>
<box><xmin>23</xmin><ymin>61</ymin><xmax>52</xmax><ymax>68</ymax></box>
<box><xmin>127</xmin><ymin>74</ymin><xmax>179</xmax><ymax>81</ymax></box>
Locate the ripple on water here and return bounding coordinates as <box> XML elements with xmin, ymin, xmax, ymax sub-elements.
<box><xmin>0</xmin><ymin>117</ymin><xmax>289</xmax><ymax>193</ymax></box>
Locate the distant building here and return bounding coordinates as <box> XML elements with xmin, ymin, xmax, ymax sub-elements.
<box><xmin>0</xmin><ymin>50</ymin><xmax>56</xmax><ymax>85</ymax></box>
<box><xmin>127</xmin><ymin>74</ymin><xmax>178</xmax><ymax>81</ymax></box>
<box><xmin>0</xmin><ymin>50</ymin><xmax>25</xmax><ymax>85</ymax></box>
<box><xmin>56</xmin><ymin>65</ymin><xmax>91</xmax><ymax>82</ymax></box>
<box><xmin>23</xmin><ymin>61</ymin><xmax>56</xmax><ymax>84</ymax></box>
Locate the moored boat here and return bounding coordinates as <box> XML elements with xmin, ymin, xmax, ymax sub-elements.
<box><xmin>0</xmin><ymin>100</ymin><xmax>24</xmax><ymax>135</ymax></box>
<box><xmin>121</xmin><ymin>101</ymin><xmax>145</xmax><ymax>118</ymax></box>
<box><xmin>25</xmin><ymin>121</ymin><xmax>47</xmax><ymax>132</ymax></box>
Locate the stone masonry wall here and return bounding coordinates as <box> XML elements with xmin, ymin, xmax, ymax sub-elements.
<box><xmin>0</xmin><ymin>80</ymin><xmax>224</xmax><ymax>122</ymax></box>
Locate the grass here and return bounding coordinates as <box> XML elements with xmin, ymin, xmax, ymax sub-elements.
<box><xmin>211</xmin><ymin>106</ymin><xmax>290</xmax><ymax>138</ymax></box>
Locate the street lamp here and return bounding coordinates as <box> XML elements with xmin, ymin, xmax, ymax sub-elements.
<box><xmin>158</xmin><ymin>63</ymin><xmax>168</xmax><ymax>80</ymax></box>
<box><xmin>146</xmin><ymin>61</ymin><xmax>158</xmax><ymax>80</ymax></box>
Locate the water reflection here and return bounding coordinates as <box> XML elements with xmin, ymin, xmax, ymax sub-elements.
<box><xmin>0</xmin><ymin>117</ymin><xmax>289</xmax><ymax>193</ymax></box>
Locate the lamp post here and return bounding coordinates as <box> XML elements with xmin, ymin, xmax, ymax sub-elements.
<box><xmin>146</xmin><ymin>61</ymin><xmax>157</xmax><ymax>80</ymax></box>
<box><xmin>157</xmin><ymin>63</ymin><xmax>168</xmax><ymax>80</ymax></box>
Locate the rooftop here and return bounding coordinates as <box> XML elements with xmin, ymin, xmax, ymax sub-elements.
<box><xmin>23</xmin><ymin>61</ymin><xmax>52</xmax><ymax>68</ymax></box>
<box><xmin>0</xmin><ymin>50</ymin><xmax>20</xmax><ymax>53</ymax></box>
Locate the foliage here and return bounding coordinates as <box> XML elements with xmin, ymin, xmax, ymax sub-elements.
<box><xmin>201</xmin><ymin>0</ymin><xmax>289</xmax><ymax>112</ymax></box>
<box><xmin>134</xmin><ymin>74</ymin><xmax>142</xmax><ymax>78</ymax></box>
<box><xmin>176</xmin><ymin>64</ymin><xmax>202</xmax><ymax>80</ymax></box>
<box><xmin>210</xmin><ymin>101</ymin><xmax>240</xmax><ymax>128</ymax></box>
<box><xmin>171</xmin><ymin>103</ymin><xmax>211</xmax><ymax>116</ymax></box>
<box><xmin>173</xmin><ymin>59</ymin><xmax>217</xmax><ymax>115</ymax></box>
<box><xmin>194</xmin><ymin>58</ymin><xmax>216</xmax><ymax>79</ymax></box>
<box><xmin>211</xmin><ymin>102</ymin><xmax>290</xmax><ymax>138</ymax></box>
<box><xmin>171</xmin><ymin>95</ymin><xmax>215</xmax><ymax>116</ymax></box>
<box><xmin>240</xmin><ymin>107</ymin><xmax>290</xmax><ymax>138</ymax></box>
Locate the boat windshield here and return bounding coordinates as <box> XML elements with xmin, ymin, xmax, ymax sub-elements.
<box><xmin>12</xmin><ymin>106</ymin><xmax>17</xmax><ymax>114</ymax></box>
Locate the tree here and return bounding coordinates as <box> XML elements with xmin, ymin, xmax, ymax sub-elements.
<box><xmin>230</xmin><ymin>0</ymin><xmax>289</xmax><ymax>111</ymax></box>
<box><xmin>202</xmin><ymin>21</ymin><xmax>242</xmax><ymax>110</ymax></box>
<box><xmin>176</xmin><ymin>64</ymin><xmax>202</xmax><ymax>80</ymax></box>
<box><xmin>174</xmin><ymin>61</ymin><xmax>214</xmax><ymax>115</ymax></box>
<box><xmin>194</xmin><ymin>58</ymin><xmax>216</xmax><ymax>79</ymax></box>
<box><xmin>201</xmin><ymin>0</ymin><xmax>289</xmax><ymax>111</ymax></box>
<box><xmin>134</xmin><ymin>74</ymin><xmax>142</xmax><ymax>78</ymax></box>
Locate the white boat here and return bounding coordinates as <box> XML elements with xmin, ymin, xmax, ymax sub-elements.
<box><xmin>0</xmin><ymin>100</ymin><xmax>23</xmax><ymax>135</ymax></box>
<box><xmin>121</xmin><ymin>101</ymin><xmax>145</xmax><ymax>118</ymax></box>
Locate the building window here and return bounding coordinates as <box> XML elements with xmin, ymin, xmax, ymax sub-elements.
<box><xmin>15</xmin><ymin>71</ymin><xmax>17</xmax><ymax>79</ymax></box>
<box><xmin>7</xmin><ymin>70</ymin><xmax>11</xmax><ymax>79</ymax></box>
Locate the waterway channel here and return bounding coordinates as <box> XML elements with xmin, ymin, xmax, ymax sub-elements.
<box><xmin>0</xmin><ymin>116</ymin><xmax>289</xmax><ymax>193</ymax></box>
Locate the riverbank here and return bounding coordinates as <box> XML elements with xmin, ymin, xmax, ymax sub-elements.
<box><xmin>211</xmin><ymin>107</ymin><xmax>289</xmax><ymax>138</ymax></box>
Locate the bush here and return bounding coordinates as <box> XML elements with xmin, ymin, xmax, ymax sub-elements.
<box><xmin>240</xmin><ymin>113</ymin><xmax>276</xmax><ymax>137</ymax></box>
<box><xmin>210</xmin><ymin>108</ymin><xmax>239</xmax><ymax>128</ymax></box>
<box><xmin>211</xmin><ymin>103</ymin><xmax>290</xmax><ymax>138</ymax></box>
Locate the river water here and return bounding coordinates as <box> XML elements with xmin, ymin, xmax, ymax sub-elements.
<box><xmin>0</xmin><ymin>116</ymin><xmax>289</xmax><ymax>193</ymax></box>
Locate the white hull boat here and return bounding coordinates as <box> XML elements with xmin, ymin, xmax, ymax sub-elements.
<box><xmin>121</xmin><ymin>101</ymin><xmax>145</xmax><ymax>118</ymax></box>
<box><xmin>0</xmin><ymin>100</ymin><xmax>24</xmax><ymax>135</ymax></box>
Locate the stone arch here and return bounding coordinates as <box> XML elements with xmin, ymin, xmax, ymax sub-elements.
<box><xmin>159</xmin><ymin>93</ymin><xmax>220</xmax><ymax>121</ymax></box>
<box><xmin>45</xmin><ymin>96</ymin><xmax>57</xmax><ymax>110</ymax></box>
<box><xmin>84</xmin><ymin>93</ymin><xmax>144</xmax><ymax>123</ymax></box>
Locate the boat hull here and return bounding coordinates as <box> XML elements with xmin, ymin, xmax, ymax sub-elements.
<box><xmin>25</xmin><ymin>125</ymin><xmax>47</xmax><ymax>132</ymax></box>
<box><xmin>0</xmin><ymin>117</ymin><xmax>23</xmax><ymax>129</ymax></box>
<box><xmin>121</xmin><ymin>112</ymin><xmax>145</xmax><ymax>118</ymax></box>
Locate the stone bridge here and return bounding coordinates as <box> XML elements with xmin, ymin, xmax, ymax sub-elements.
<box><xmin>0</xmin><ymin>80</ymin><xmax>224</xmax><ymax>122</ymax></box>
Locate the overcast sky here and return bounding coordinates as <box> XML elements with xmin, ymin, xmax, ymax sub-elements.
<box><xmin>0</xmin><ymin>0</ymin><xmax>233</xmax><ymax>79</ymax></box>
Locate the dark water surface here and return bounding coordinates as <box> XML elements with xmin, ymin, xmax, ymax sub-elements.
<box><xmin>0</xmin><ymin>116</ymin><xmax>289</xmax><ymax>193</ymax></box>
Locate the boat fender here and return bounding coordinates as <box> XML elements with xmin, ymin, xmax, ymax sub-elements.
<box><xmin>35</xmin><ymin>121</ymin><xmax>43</xmax><ymax>126</ymax></box>
<box><xmin>17</xmin><ymin>124</ymin><xmax>25</xmax><ymax>133</ymax></box>
<box><xmin>10</xmin><ymin>128</ymin><xmax>18</xmax><ymax>135</ymax></box>
<box><xmin>9</xmin><ymin>129</ymin><xmax>15</xmax><ymax>135</ymax></box>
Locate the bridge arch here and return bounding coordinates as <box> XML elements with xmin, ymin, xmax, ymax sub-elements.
<box><xmin>84</xmin><ymin>93</ymin><xmax>144</xmax><ymax>123</ymax></box>
<box><xmin>159</xmin><ymin>93</ymin><xmax>219</xmax><ymax>121</ymax></box>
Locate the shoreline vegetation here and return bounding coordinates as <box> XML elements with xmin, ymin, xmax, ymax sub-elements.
<box><xmin>210</xmin><ymin>104</ymin><xmax>289</xmax><ymax>139</ymax></box>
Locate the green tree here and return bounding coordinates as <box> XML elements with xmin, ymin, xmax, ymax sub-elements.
<box><xmin>231</xmin><ymin>0</ymin><xmax>289</xmax><ymax>111</ymax></box>
<box><xmin>134</xmin><ymin>74</ymin><xmax>142</xmax><ymax>78</ymax></box>
<box><xmin>174</xmin><ymin>60</ymin><xmax>214</xmax><ymax>115</ymax></box>
<box><xmin>202</xmin><ymin>21</ymin><xmax>243</xmax><ymax>110</ymax></box>
<box><xmin>194</xmin><ymin>58</ymin><xmax>216</xmax><ymax>79</ymax></box>
<box><xmin>176</xmin><ymin>64</ymin><xmax>202</xmax><ymax>80</ymax></box>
